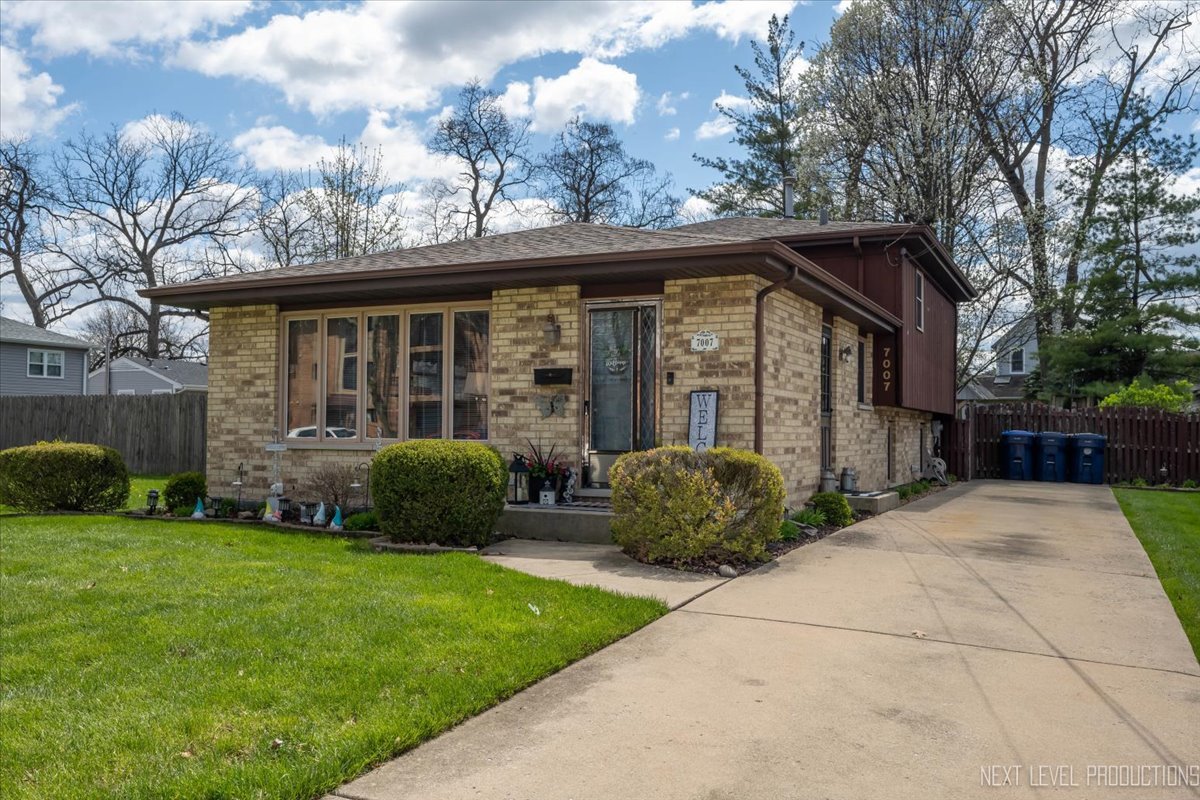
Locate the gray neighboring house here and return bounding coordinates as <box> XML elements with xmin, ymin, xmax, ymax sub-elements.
<box><xmin>957</xmin><ymin>316</ymin><xmax>1040</xmax><ymax>404</ymax></box>
<box><xmin>0</xmin><ymin>315</ymin><xmax>92</xmax><ymax>396</ymax></box>
<box><xmin>88</xmin><ymin>356</ymin><xmax>208</xmax><ymax>395</ymax></box>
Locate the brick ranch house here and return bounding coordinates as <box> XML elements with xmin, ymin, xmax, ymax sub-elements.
<box><xmin>143</xmin><ymin>215</ymin><xmax>974</xmax><ymax>509</ymax></box>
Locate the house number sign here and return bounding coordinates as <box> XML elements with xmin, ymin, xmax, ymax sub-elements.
<box><xmin>879</xmin><ymin>345</ymin><xmax>893</xmax><ymax>393</ymax></box>
<box><xmin>690</xmin><ymin>330</ymin><xmax>720</xmax><ymax>352</ymax></box>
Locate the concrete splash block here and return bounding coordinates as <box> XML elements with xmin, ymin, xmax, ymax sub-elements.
<box><xmin>845</xmin><ymin>492</ymin><xmax>900</xmax><ymax>515</ymax></box>
<box><xmin>496</xmin><ymin>506</ymin><xmax>614</xmax><ymax>544</ymax></box>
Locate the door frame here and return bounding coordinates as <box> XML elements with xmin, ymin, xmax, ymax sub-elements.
<box><xmin>580</xmin><ymin>297</ymin><xmax>663</xmax><ymax>488</ymax></box>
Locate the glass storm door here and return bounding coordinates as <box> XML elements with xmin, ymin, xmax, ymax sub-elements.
<box><xmin>586</xmin><ymin>305</ymin><xmax>657</xmax><ymax>487</ymax></box>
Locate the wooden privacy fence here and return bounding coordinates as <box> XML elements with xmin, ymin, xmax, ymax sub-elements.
<box><xmin>0</xmin><ymin>393</ymin><xmax>206</xmax><ymax>475</ymax></box>
<box><xmin>946</xmin><ymin>402</ymin><xmax>1200</xmax><ymax>484</ymax></box>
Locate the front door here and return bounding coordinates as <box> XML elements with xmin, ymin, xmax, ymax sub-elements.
<box><xmin>585</xmin><ymin>303</ymin><xmax>658</xmax><ymax>487</ymax></box>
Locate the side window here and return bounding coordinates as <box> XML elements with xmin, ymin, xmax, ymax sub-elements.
<box><xmin>1010</xmin><ymin>349</ymin><xmax>1025</xmax><ymax>374</ymax></box>
<box><xmin>915</xmin><ymin>272</ymin><xmax>925</xmax><ymax>331</ymax></box>
<box><xmin>27</xmin><ymin>349</ymin><xmax>64</xmax><ymax>378</ymax></box>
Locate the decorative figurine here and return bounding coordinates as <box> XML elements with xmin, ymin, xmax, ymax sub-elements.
<box><xmin>330</xmin><ymin>505</ymin><xmax>343</xmax><ymax>531</ymax></box>
<box><xmin>313</xmin><ymin>502</ymin><xmax>327</xmax><ymax>526</ymax></box>
<box><xmin>191</xmin><ymin>497</ymin><xmax>205</xmax><ymax>519</ymax></box>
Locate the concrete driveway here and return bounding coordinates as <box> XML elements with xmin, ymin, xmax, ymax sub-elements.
<box><xmin>330</xmin><ymin>481</ymin><xmax>1200</xmax><ymax>800</ymax></box>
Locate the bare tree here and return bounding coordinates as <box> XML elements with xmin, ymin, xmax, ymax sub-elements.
<box><xmin>956</xmin><ymin>0</ymin><xmax>1199</xmax><ymax>341</ymax></box>
<box><xmin>0</xmin><ymin>140</ymin><xmax>84</xmax><ymax>327</ymax></box>
<box><xmin>49</xmin><ymin>114</ymin><xmax>257</xmax><ymax>357</ymax></box>
<box><xmin>537</xmin><ymin>118</ymin><xmax>680</xmax><ymax>228</ymax></box>
<box><xmin>431</xmin><ymin>81</ymin><xmax>533</xmax><ymax>237</ymax></box>
<box><xmin>301</xmin><ymin>139</ymin><xmax>408</xmax><ymax>261</ymax></box>
<box><xmin>256</xmin><ymin>169</ymin><xmax>312</xmax><ymax>269</ymax></box>
<box><xmin>413</xmin><ymin>178</ymin><xmax>469</xmax><ymax>245</ymax></box>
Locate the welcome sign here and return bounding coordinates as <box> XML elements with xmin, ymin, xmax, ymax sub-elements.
<box><xmin>688</xmin><ymin>390</ymin><xmax>719</xmax><ymax>451</ymax></box>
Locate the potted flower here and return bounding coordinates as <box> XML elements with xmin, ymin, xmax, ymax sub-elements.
<box><xmin>526</xmin><ymin>440</ymin><xmax>563</xmax><ymax>500</ymax></box>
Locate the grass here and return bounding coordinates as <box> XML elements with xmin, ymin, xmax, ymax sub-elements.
<box><xmin>1113</xmin><ymin>488</ymin><xmax>1200</xmax><ymax>660</ymax></box>
<box><xmin>0</xmin><ymin>473</ymin><xmax>169</xmax><ymax>514</ymax></box>
<box><xmin>0</xmin><ymin>516</ymin><xmax>667</xmax><ymax>799</ymax></box>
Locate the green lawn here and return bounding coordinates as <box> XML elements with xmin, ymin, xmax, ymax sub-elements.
<box><xmin>0</xmin><ymin>516</ymin><xmax>666</xmax><ymax>799</ymax></box>
<box><xmin>1114</xmin><ymin>489</ymin><xmax>1200</xmax><ymax>660</ymax></box>
<box><xmin>0</xmin><ymin>473</ymin><xmax>168</xmax><ymax>514</ymax></box>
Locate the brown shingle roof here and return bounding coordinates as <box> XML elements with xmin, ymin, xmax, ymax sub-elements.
<box><xmin>171</xmin><ymin>222</ymin><xmax>737</xmax><ymax>291</ymax></box>
<box><xmin>669</xmin><ymin>217</ymin><xmax>906</xmax><ymax>238</ymax></box>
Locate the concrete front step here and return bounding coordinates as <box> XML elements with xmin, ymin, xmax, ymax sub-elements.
<box><xmin>496</xmin><ymin>505</ymin><xmax>614</xmax><ymax>544</ymax></box>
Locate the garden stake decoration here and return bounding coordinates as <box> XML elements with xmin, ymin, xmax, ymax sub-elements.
<box><xmin>191</xmin><ymin>498</ymin><xmax>205</xmax><ymax>519</ymax></box>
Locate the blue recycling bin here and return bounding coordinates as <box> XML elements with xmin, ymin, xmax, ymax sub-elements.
<box><xmin>1000</xmin><ymin>430</ymin><xmax>1035</xmax><ymax>480</ymax></box>
<box><xmin>1034</xmin><ymin>432</ymin><xmax>1068</xmax><ymax>482</ymax></box>
<box><xmin>1069</xmin><ymin>433</ymin><xmax>1106</xmax><ymax>484</ymax></box>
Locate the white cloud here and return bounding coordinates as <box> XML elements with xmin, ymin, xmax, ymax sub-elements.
<box><xmin>496</xmin><ymin>81</ymin><xmax>533</xmax><ymax>119</ymax></box>
<box><xmin>657</xmin><ymin>91</ymin><xmax>696</xmax><ymax>116</ymax></box>
<box><xmin>680</xmin><ymin>195</ymin><xmax>715</xmax><ymax>223</ymax></box>
<box><xmin>694</xmin><ymin>91</ymin><xmax>751</xmax><ymax>140</ymax></box>
<box><xmin>174</xmin><ymin>1</ymin><xmax>797</xmax><ymax>116</ymax></box>
<box><xmin>664</xmin><ymin>127</ymin><xmax>681</xmax><ymax>141</ymax></box>
<box><xmin>4</xmin><ymin>0</ymin><xmax>253</xmax><ymax>59</ymax></box>
<box><xmin>232</xmin><ymin>125</ymin><xmax>336</xmax><ymax>172</ymax></box>
<box><xmin>119</xmin><ymin>114</ymin><xmax>204</xmax><ymax>147</ymax></box>
<box><xmin>530</xmin><ymin>58</ymin><xmax>640</xmax><ymax>130</ymax></box>
<box><xmin>0</xmin><ymin>45</ymin><xmax>76</xmax><ymax>138</ymax></box>
<box><xmin>232</xmin><ymin>112</ymin><xmax>456</xmax><ymax>184</ymax></box>
<box><xmin>833</xmin><ymin>0</ymin><xmax>857</xmax><ymax>15</ymax></box>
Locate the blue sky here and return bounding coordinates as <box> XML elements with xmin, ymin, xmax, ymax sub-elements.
<box><xmin>0</xmin><ymin>0</ymin><xmax>851</xmax><ymax>210</ymax></box>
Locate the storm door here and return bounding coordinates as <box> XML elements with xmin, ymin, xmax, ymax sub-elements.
<box><xmin>585</xmin><ymin>304</ymin><xmax>658</xmax><ymax>487</ymax></box>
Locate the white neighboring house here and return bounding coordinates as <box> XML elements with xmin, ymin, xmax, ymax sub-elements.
<box><xmin>88</xmin><ymin>357</ymin><xmax>208</xmax><ymax>395</ymax></box>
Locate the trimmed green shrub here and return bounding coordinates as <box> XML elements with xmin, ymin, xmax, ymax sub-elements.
<box><xmin>610</xmin><ymin>447</ymin><xmax>732</xmax><ymax>562</ymax></box>
<box><xmin>705</xmin><ymin>447</ymin><xmax>786</xmax><ymax>560</ymax></box>
<box><xmin>0</xmin><ymin>442</ymin><xmax>130</xmax><ymax>512</ymax></box>
<box><xmin>372</xmin><ymin>440</ymin><xmax>505</xmax><ymax>547</ymax></box>
<box><xmin>809</xmin><ymin>492</ymin><xmax>853</xmax><ymax>528</ymax></box>
<box><xmin>1183</xmin><ymin>479</ymin><xmax>1198</xmax><ymax>489</ymax></box>
<box><xmin>1131</xmin><ymin>477</ymin><xmax>1149</xmax><ymax>487</ymax></box>
<box><xmin>791</xmin><ymin>507</ymin><xmax>826</xmax><ymax>528</ymax></box>
<box><xmin>610</xmin><ymin>446</ymin><xmax>785</xmax><ymax>563</ymax></box>
<box><xmin>164</xmin><ymin>471</ymin><xmax>207</xmax><ymax>513</ymax></box>
<box><xmin>344</xmin><ymin>510</ymin><xmax>380</xmax><ymax>532</ymax></box>
<box><xmin>778</xmin><ymin>519</ymin><xmax>801</xmax><ymax>542</ymax></box>
<box><xmin>171</xmin><ymin>505</ymin><xmax>194</xmax><ymax>518</ymax></box>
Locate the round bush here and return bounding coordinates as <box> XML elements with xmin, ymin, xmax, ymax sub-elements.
<box><xmin>610</xmin><ymin>447</ymin><xmax>734</xmax><ymax>562</ymax></box>
<box><xmin>0</xmin><ymin>442</ymin><xmax>130</xmax><ymax>512</ymax></box>
<box><xmin>705</xmin><ymin>447</ymin><xmax>785</xmax><ymax>561</ymax></box>
<box><xmin>371</xmin><ymin>440</ymin><xmax>506</xmax><ymax>547</ymax></box>
<box><xmin>809</xmin><ymin>492</ymin><xmax>853</xmax><ymax>528</ymax></box>
<box><xmin>610</xmin><ymin>446</ymin><xmax>784</xmax><ymax>564</ymax></box>
<box><xmin>164</xmin><ymin>471</ymin><xmax>207</xmax><ymax>513</ymax></box>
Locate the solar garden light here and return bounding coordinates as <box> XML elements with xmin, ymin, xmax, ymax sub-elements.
<box><xmin>146</xmin><ymin>489</ymin><xmax>159</xmax><ymax>515</ymax></box>
<box><xmin>508</xmin><ymin>454</ymin><xmax>530</xmax><ymax>505</ymax></box>
<box><xmin>1160</xmin><ymin>464</ymin><xmax>1169</xmax><ymax>484</ymax></box>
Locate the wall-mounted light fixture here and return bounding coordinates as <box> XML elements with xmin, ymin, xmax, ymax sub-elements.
<box><xmin>839</xmin><ymin>344</ymin><xmax>854</xmax><ymax>363</ymax></box>
<box><xmin>542</xmin><ymin>313</ymin><xmax>562</xmax><ymax>346</ymax></box>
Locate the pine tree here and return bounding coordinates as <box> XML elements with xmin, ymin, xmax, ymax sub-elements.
<box><xmin>1039</xmin><ymin>124</ymin><xmax>1200</xmax><ymax>402</ymax></box>
<box><xmin>691</xmin><ymin>15</ymin><xmax>825</xmax><ymax>218</ymax></box>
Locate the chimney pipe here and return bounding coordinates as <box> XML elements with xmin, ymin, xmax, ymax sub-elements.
<box><xmin>819</xmin><ymin>207</ymin><xmax>829</xmax><ymax>226</ymax></box>
<box><xmin>782</xmin><ymin>176</ymin><xmax>795</xmax><ymax>219</ymax></box>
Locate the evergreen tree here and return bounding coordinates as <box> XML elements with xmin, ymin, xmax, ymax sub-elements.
<box><xmin>691</xmin><ymin>15</ymin><xmax>825</xmax><ymax>218</ymax></box>
<box><xmin>1039</xmin><ymin>124</ymin><xmax>1200</xmax><ymax>402</ymax></box>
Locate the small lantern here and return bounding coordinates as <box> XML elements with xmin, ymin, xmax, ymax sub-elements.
<box><xmin>539</xmin><ymin>482</ymin><xmax>557</xmax><ymax>506</ymax></box>
<box><xmin>147</xmin><ymin>488</ymin><xmax>159</xmax><ymax>515</ymax></box>
<box><xmin>508</xmin><ymin>454</ymin><xmax>530</xmax><ymax>504</ymax></box>
<box><xmin>1160</xmin><ymin>464</ymin><xmax>1169</xmax><ymax>484</ymax></box>
<box><xmin>542</xmin><ymin>313</ymin><xmax>561</xmax><ymax>345</ymax></box>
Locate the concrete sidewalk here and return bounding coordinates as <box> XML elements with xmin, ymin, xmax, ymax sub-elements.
<box><xmin>480</xmin><ymin>538</ymin><xmax>728</xmax><ymax>609</ymax></box>
<box><xmin>330</xmin><ymin>481</ymin><xmax>1200</xmax><ymax>800</ymax></box>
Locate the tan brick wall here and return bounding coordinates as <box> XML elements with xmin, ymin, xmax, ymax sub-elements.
<box><xmin>661</xmin><ymin>276</ymin><xmax>757</xmax><ymax>449</ymax></box>
<box><xmin>760</xmin><ymin>284</ymin><xmax>822</xmax><ymax>507</ymax></box>
<box><xmin>206</xmin><ymin>280</ymin><xmax>933</xmax><ymax>508</ymax></box>
<box><xmin>489</xmin><ymin>285</ymin><xmax>582</xmax><ymax>470</ymax></box>
<box><xmin>206</xmin><ymin>304</ymin><xmax>379</xmax><ymax>501</ymax></box>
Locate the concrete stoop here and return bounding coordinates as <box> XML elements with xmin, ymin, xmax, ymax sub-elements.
<box><xmin>495</xmin><ymin>505</ymin><xmax>614</xmax><ymax>544</ymax></box>
<box><xmin>844</xmin><ymin>491</ymin><xmax>900</xmax><ymax>514</ymax></box>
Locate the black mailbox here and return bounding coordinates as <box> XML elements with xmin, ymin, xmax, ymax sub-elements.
<box><xmin>533</xmin><ymin>368</ymin><xmax>573</xmax><ymax>385</ymax></box>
